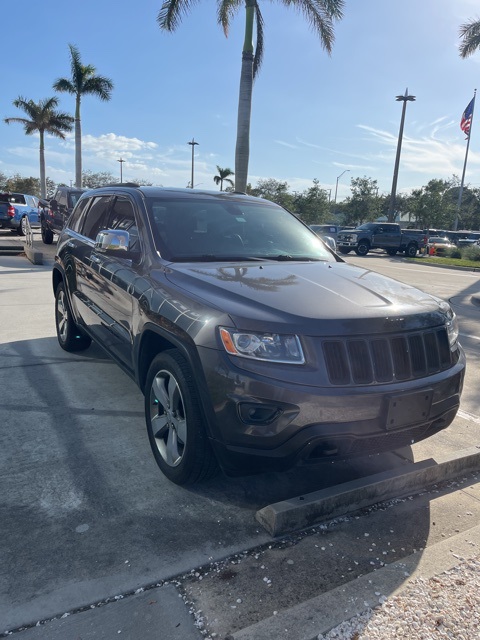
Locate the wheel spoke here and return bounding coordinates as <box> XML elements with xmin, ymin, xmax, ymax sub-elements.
<box><xmin>151</xmin><ymin>412</ymin><xmax>168</xmax><ymax>439</ymax></box>
<box><xmin>174</xmin><ymin>415</ymin><xmax>187</xmax><ymax>444</ymax></box>
<box><xmin>152</xmin><ymin>374</ymin><xmax>169</xmax><ymax>409</ymax></box>
<box><xmin>165</xmin><ymin>427</ymin><xmax>180</xmax><ymax>466</ymax></box>
<box><xmin>167</xmin><ymin>374</ymin><xmax>178</xmax><ymax>407</ymax></box>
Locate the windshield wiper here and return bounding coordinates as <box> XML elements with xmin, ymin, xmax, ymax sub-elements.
<box><xmin>173</xmin><ymin>255</ymin><xmax>265</xmax><ymax>262</ymax></box>
<box><xmin>259</xmin><ymin>254</ymin><xmax>323</xmax><ymax>262</ymax></box>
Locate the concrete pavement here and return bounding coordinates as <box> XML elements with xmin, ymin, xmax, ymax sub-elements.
<box><xmin>1</xmin><ymin>232</ymin><xmax>480</xmax><ymax>639</ymax></box>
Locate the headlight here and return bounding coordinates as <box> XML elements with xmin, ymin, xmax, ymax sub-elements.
<box><xmin>349</xmin><ymin>234</ymin><xmax>357</xmax><ymax>241</ymax></box>
<box><xmin>440</xmin><ymin>302</ymin><xmax>459</xmax><ymax>349</ymax></box>
<box><xmin>446</xmin><ymin>312</ymin><xmax>459</xmax><ymax>349</ymax></box>
<box><xmin>219</xmin><ymin>327</ymin><xmax>305</xmax><ymax>364</ymax></box>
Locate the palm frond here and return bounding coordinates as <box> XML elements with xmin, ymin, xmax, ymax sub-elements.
<box><xmin>53</xmin><ymin>77</ymin><xmax>76</xmax><ymax>95</ymax></box>
<box><xmin>459</xmin><ymin>19</ymin><xmax>480</xmax><ymax>58</ymax></box>
<box><xmin>217</xmin><ymin>0</ymin><xmax>243</xmax><ymax>37</ymax></box>
<box><xmin>253</xmin><ymin>2</ymin><xmax>264</xmax><ymax>77</ymax></box>
<box><xmin>82</xmin><ymin>76</ymin><xmax>114</xmax><ymax>101</ymax></box>
<box><xmin>158</xmin><ymin>0</ymin><xmax>200</xmax><ymax>31</ymax></box>
<box><xmin>280</xmin><ymin>0</ymin><xmax>344</xmax><ymax>54</ymax></box>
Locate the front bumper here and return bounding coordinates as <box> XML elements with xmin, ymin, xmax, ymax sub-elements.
<box><xmin>198</xmin><ymin>345</ymin><xmax>466</xmax><ymax>475</ymax></box>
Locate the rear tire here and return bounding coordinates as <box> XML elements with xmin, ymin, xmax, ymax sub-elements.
<box><xmin>17</xmin><ymin>217</ymin><xmax>26</xmax><ymax>236</ymax></box>
<box><xmin>41</xmin><ymin>223</ymin><xmax>54</xmax><ymax>245</ymax></box>
<box><xmin>406</xmin><ymin>243</ymin><xmax>417</xmax><ymax>257</ymax></box>
<box><xmin>145</xmin><ymin>350</ymin><xmax>218</xmax><ymax>485</ymax></box>
<box><xmin>55</xmin><ymin>282</ymin><xmax>92</xmax><ymax>352</ymax></box>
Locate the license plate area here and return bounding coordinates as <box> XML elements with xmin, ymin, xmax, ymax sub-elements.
<box><xmin>385</xmin><ymin>389</ymin><xmax>433</xmax><ymax>430</ymax></box>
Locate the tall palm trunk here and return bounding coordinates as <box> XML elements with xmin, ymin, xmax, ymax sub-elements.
<box><xmin>235</xmin><ymin>0</ymin><xmax>255</xmax><ymax>193</ymax></box>
<box><xmin>39</xmin><ymin>130</ymin><xmax>46</xmax><ymax>198</ymax></box>
<box><xmin>75</xmin><ymin>95</ymin><xmax>82</xmax><ymax>188</ymax></box>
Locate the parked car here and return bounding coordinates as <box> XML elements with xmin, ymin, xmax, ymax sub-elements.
<box><xmin>337</xmin><ymin>223</ymin><xmax>425</xmax><ymax>256</ymax></box>
<box><xmin>52</xmin><ymin>186</ymin><xmax>465</xmax><ymax>485</ymax></box>
<box><xmin>447</xmin><ymin>231</ymin><xmax>480</xmax><ymax>248</ymax></box>
<box><xmin>0</xmin><ymin>192</ymin><xmax>40</xmax><ymax>235</ymax></box>
<box><xmin>310</xmin><ymin>224</ymin><xmax>341</xmax><ymax>241</ymax></box>
<box><xmin>310</xmin><ymin>225</ymin><xmax>337</xmax><ymax>251</ymax></box>
<box><xmin>40</xmin><ymin>186</ymin><xmax>85</xmax><ymax>244</ymax></box>
<box><xmin>427</xmin><ymin>237</ymin><xmax>456</xmax><ymax>256</ymax></box>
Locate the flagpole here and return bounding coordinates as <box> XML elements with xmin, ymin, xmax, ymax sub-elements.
<box><xmin>454</xmin><ymin>89</ymin><xmax>476</xmax><ymax>231</ymax></box>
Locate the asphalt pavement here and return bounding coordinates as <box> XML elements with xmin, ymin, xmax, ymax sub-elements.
<box><xmin>1</xmin><ymin>232</ymin><xmax>480</xmax><ymax>640</ymax></box>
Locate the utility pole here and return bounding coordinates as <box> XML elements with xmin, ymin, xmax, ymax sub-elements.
<box><xmin>388</xmin><ymin>89</ymin><xmax>415</xmax><ymax>222</ymax></box>
<box><xmin>117</xmin><ymin>158</ymin><xmax>125</xmax><ymax>183</ymax></box>
<box><xmin>188</xmin><ymin>139</ymin><xmax>199</xmax><ymax>188</ymax></box>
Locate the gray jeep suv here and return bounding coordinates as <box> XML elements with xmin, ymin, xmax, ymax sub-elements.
<box><xmin>52</xmin><ymin>186</ymin><xmax>465</xmax><ymax>485</ymax></box>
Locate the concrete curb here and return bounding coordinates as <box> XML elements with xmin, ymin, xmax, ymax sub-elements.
<box><xmin>24</xmin><ymin>244</ymin><xmax>43</xmax><ymax>265</ymax></box>
<box><xmin>231</xmin><ymin>523</ymin><xmax>480</xmax><ymax>640</ymax></box>
<box><xmin>256</xmin><ymin>447</ymin><xmax>480</xmax><ymax>537</ymax></box>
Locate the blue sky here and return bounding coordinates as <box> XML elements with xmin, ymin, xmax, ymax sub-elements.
<box><xmin>2</xmin><ymin>0</ymin><xmax>480</xmax><ymax>201</ymax></box>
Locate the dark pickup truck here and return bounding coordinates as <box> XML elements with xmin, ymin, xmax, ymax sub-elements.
<box><xmin>337</xmin><ymin>223</ymin><xmax>427</xmax><ymax>257</ymax></box>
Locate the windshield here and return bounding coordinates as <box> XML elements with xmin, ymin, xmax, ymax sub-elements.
<box><xmin>145</xmin><ymin>196</ymin><xmax>335</xmax><ymax>262</ymax></box>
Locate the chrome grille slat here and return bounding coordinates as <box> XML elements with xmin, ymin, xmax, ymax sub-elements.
<box><xmin>323</xmin><ymin>328</ymin><xmax>452</xmax><ymax>386</ymax></box>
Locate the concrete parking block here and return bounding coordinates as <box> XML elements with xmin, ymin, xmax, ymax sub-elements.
<box><xmin>256</xmin><ymin>446</ymin><xmax>480</xmax><ymax>536</ymax></box>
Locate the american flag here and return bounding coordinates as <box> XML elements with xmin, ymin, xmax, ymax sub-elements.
<box><xmin>461</xmin><ymin>97</ymin><xmax>475</xmax><ymax>138</ymax></box>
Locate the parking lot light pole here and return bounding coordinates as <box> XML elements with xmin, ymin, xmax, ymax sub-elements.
<box><xmin>117</xmin><ymin>158</ymin><xmax>125</xmax><ymax>183</ymax></box>
<box><xmin>388</xmin><ymin>89</ymin><xmax>416</xmax><ymax>222</ymax></box>
<box><xmin>188</xmin><ymin>138</ymin><xmax>199</xmax><ymax>188</ymax></box>
<box><xmin>334</xmin><ymin>170</ymin><xmax>350</xmax><ymax>212</ymax></box>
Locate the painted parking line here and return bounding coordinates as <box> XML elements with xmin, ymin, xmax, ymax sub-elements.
<box><xmin>457</xmin><ymin>409</ymin><xmax>480</xmax><ymax>425</ymax></box>
<box><xmin>459</xmin><ymin>332</ymin><xmax>480</xmax><ymax>341</ymax></box>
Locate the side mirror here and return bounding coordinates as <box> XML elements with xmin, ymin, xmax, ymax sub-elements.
<box><xmin>95</xmin><ymin>229</ymin><xmax>130</xmax><ymax>254</ymax></box>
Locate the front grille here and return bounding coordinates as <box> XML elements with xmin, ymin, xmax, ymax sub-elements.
<box><xmin>323</xmin><ymin>328</ymin><xmax>452</xmax><ymax>386</ymax></box>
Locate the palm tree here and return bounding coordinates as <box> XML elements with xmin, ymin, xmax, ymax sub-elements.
<box><xmin>459</xmin><ymin>19</ymin><xmax>480</xmax><ymax>58</ymax></box>
<box><xmin>53</xmin><ymin>44</ymin><xmax>114</xmax><ymax>188</ymax></box>
<box><xmin>213</xmin><ymin>165</ymin><xmax>235</xmax><ymax>190</ymax></box>
<box><xmin>4</xmin><ymin>97</ymin><xmax>73</xmax><ymax>198</ymax></box>
<box><xmin>158</xmin><ymin>0</ymin><xmax>344</xmax><ymax>193</ymax></box>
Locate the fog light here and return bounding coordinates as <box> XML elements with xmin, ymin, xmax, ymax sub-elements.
<box><xmin>239</xmin><ymin>403</ymin><xmax>281</xmax><ymax>425</ymax></box>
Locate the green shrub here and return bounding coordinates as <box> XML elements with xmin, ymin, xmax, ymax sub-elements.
<box><xmin>462</xmin><ymin>245</ymin><xmax>480</xmax><ymax>261</ymax></box>
<box><xmin>448</xmin><ymin>247</ymin><xmax>462</xmax><ymax>259</ymax></box>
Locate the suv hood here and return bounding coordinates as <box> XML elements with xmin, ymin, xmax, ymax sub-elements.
<box><xmin>163</xmin><ymin>261</ymin><xmax>448</xmax><ymax>335</ymax></box>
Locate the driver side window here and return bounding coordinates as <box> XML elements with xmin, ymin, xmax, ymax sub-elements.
<box><xmin>80</xmin><ymin>197</ymin><xmax>112</xmax><ymax>240</ymax></box>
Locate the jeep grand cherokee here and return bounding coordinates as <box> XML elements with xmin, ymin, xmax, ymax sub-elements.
<box><xmin>52</xmin><ymin>186</ymin><xmax>465</xmax><ymax>485</ymax></box>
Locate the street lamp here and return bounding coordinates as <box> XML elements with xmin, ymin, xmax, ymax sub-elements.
<box><xmin>117</xmin><ymin>158</ymin><xmax>125</xmax><ymax>183</ymax></box>
<box><xmin>334</xmin><ymin>170</ymin><xmax>350</xmax><ymax>210</ymax></box>
<box><xmin>188</xmin><ymin>138</ymin><xmax>199</xmax><ymax>188</ymax></box>
<box><xmin>388</xmin><ymin>88</ymin><xmax>416</xmax><ymax>222</ymax></box>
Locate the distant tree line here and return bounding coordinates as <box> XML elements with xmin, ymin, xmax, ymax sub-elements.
<box><xmin>0</xmin><ymin>170</ymin><xmax>152</xmax><ymax>199</ymax></box>
<box><xmin>2</xmin><ymin>169</ymin><xmax>479</xmax><ymax>231</ymax></box>
<box><xmin>246</xmin><ymin>175</ymin><xmax>480</xmax><ymax>231</ymax></box>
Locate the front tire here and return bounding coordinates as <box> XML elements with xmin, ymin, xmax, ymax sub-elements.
<box><xmin>55</xmin><ymin>283</ymin><xmax>92</xmax><ymax>352</ymax></box>
<box><xmin>355</xmin><ymin>241</ymin><xmax>369</xmax><ymax>256</ymax></box>
<box><xmin>145</xmin><ymin>350</ymin><xmax>218</xmax><ymax>485</ymax></box>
